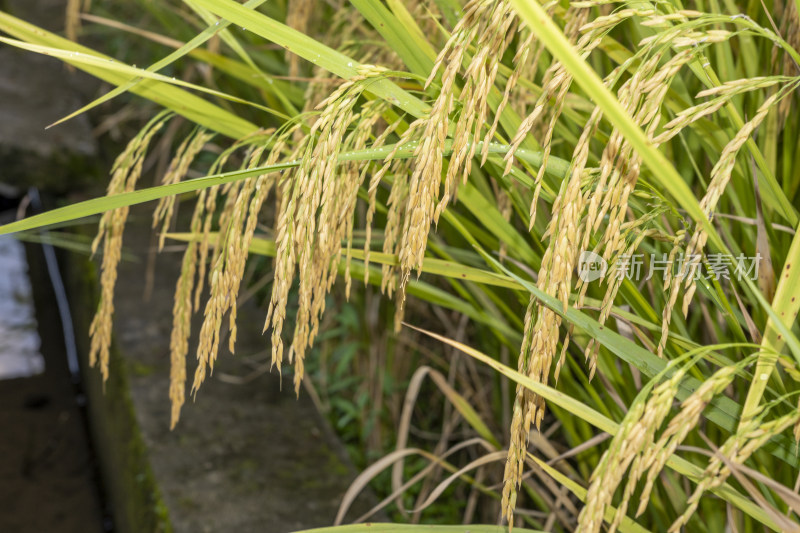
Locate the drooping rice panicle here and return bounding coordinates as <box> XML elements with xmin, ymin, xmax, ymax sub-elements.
<box><xmin>654</xmin><ymin>77</ymin><xmax>790</xmax><ymax>145</ymax></box>
<box><xmin>503</xmin><ymin>5</ymin><xmax>596</xmax><ymax>227</ymax></box>
<box><xmin>659</xmin><ymin>92</ymin><xmax>780</xmax><ymax>356</ymax></box>
<box><xmin>225</xmin><ymin>147</ymin><xmax>277</xmax><ymax>353</ymax></box>
<box><xmin>261</xmin><ymin>65</ymin><xmax>394</xmax><ymax>393</ymax></box>
<box><xmin>168</xmin><ymin>194</ymin><xmax>205</xmax><ymax>429</ymax></box>
<box><xmin>395</xmin><ymin>0</ymin><xmax>527</xmax><ymax>299</ymax></box>
<box><xmin>635</xmin><ymin>364</ymin><xmax>741</xmax><ymax>516</ymax></box>
<box><xmin>362</xmin><ymin>114</ymin><xmax>404</xmax><ymax>288</ymax></box>
<box><xmin>502</xmin><ymin>121</ymin><xmax>590</xmax><ymax>524</ymax></box>
<box><xmin>340</xmin><ymin>101</ymin><xmax>389</xmax><ymax>298</ymax></box>
<box><xmin>190</xmin><ymin>127</ymin><xmax>279</xmax><ymax>310</ymax></box>
<box><xmin>89</xmin><ymin>111</ymin><xmax>172</xmax><ymax>383</ymax></box>
<box><xmin>480</xmin><ymin>29</ymin><xmax>539</xmax><ymax>166</ymax></box>
<box><xmin>380</xmin><ymin>159</ymin><xmax>412</xmax><ymax>303</ymax></box>
<box><xmin>576</xmin><ymin>48</ymin><xmax>697</xmax><ymax>370</ymax></box>
<box><xmin>669</xmin><ymin>407</ymin><xmax>800</xmax><ymax>532</ymax></box>
<box><xmin>153</xmin><ymin>128</ymin><xmax>214</xmax><ymax>249</ymax></box>
<box><xmin>578</xmin><ymin>364</ymin><xmax>687</xmax><ymax>533</ymax></box>
<box><xmin>434</xmin><ymin>0</ymin><xmax>518</xmax><ymax>223</ymax></box>
<box><xmin>169</xmin><ymin>132</ymin><xmax>253</xmax><ymax>421</ymax></box>
<box><xmin>192</xmin><ymin>130</ymin><xmax>290</xmax><ymax>396</ymax></box>
<box><xmin>500</xmin><ymin>6</ymin><xmax>608</xmax><ymax>520</ymax></box>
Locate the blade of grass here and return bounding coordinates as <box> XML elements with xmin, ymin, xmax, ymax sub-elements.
<box><xmin>385</xmin><ymin>0</ymin><xmax>438</xmax><ymax>61</ymax></box>
<box><xmin>192</xmin><ymin>0</ymin><xmax>430</xmax><ymax>118</ymax></box>
<box><xmin>350</xmin><ymin>0</ymin><xmax>434</xmax><ymax>77</ymax></box>
<box><xmin>183</xmin><ymin>0</ymin><xmax>298</xmax><ymax>115</ymax></box>
<box><xmin>80</xmin><ymin>13</ymin><xmax>304</xmax><ymax>106</ymax></box>
<box><xmin>0</xmin><ymin>140</ymin><xmax>568</xmax><ymax>236</ymax></box>
<box><xmin>48</xmin><ymin>0</ymin><xmax>281</xmax><ymax>129</ymax></box>
<box><xmin>0</xmin><ymin>36</ymin><xmax>282</xmax><ymax>119</ymax></box>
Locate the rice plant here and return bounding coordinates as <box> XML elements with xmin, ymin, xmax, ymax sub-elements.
<box><xmin>2</xmin><ymin>0</ymin><xmax>800</xmax><ymax>530</ymax></box>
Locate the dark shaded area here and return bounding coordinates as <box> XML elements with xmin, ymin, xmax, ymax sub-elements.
<box><xmin>0</xmin><ymin>374</ymin><xmax>105</xmax><ymax>533</ymax></box>
<box><xmin>0</xmin><ymin>221</ymin><xmax>108</xmax><ymax>533</ymax></box>
<box><xmin>0</xmin><ymin>0</ymin><xmax>102</xmax><ymax>194</ymax></box>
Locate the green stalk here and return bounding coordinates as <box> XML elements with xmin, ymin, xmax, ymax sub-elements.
<box><xmin>0</xmin><ymin>140</ymin><xmax>568</xmax><ymax>236</ymax></box>
<box><xmin>740</xmin><ymin>223</ymin><xmax>800</xmax><ymax>423</ymax></box>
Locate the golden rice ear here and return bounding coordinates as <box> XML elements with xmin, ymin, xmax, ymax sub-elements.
<box><xmin>658</xmin><ymin>93</ymin><xmax>779</xmax><ymax>357</ymax></box>
<box><xmin>256</xmin><ymin>67</ymin><xmax>394</xmax><ymax>395</ymax></box>
<box><xmin>500</xmin><ymin>6</ymin><xmax>712</xmax><ymax>523</ymax></box>
<box><xmin>168</xmin><ymin>194</ymin><xmax>207</xmax><ymax>429</ymax></box>
<box><xmin>578</xmin><ymin>366</ymin><xmax>687</xmax><ymax>533</ymax></box>
<box><xmin>501</xmin><ymin>8</ymin><xmax>600</xmax><ymax>512</ymax></box>
<box><xmin>189</xmin><ymin>130</ymin><xmax>289</xmax><ymax>400</ymax></box>
<box><xmin>670</xmin><ymin>408</ymin><xmax>800</xmax><ymax>532</ymax></box>
<box><xmin>502</xmin><ymin>5</ymin><xmax>592</xmax><ymax>228</ymax></box>
<box><xmin>635</xmin><ymin>365</ymin><xmax>739</xmax><ymax>517</ymax></box>
<box><xmin>168</xmin><ymin>119</ymin><xmax>277</xmax><ymax>419</ymax></box>
<box><xmin>378</xmin><ymin>159</ymin><xmax>410</xmax><ymax>300</ymax></box>
<box><xmin>396</xmin><ymin>0</ymin><xmax>520</xmax><ymax>299</ymax></box>
<box><xmin>363</xmin><ymin>119</ymin><xmax>420</xmax><ymax>291</ymax></box>
<box><xmin>153</xmin><ymin>129</ymin><xmax>214</xmax><ymax>250</ymax></box>
<box><xmin>481</xmin><ymin>30</ymin><xmax>539</xmax><ymax>168</ymax></box>
<box><xmin>502</xmin><ymin>142</ymin><xmax>588</xmax><ymax>522</ymax></box>
<box><xmin>181</xmin><ymin>134</ymin><xmax>255</xmax><ymax>313</ymax></box>
<box><xmin>89</xmin><ymin>111</ymin><xmax>172</xmax><ymax>384</ymax></box>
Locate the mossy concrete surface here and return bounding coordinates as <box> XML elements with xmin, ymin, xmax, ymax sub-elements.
<box><xmin>65</xmin><ymin>245</ymin><xmax>172</xmax><ymax>533</ymax></box>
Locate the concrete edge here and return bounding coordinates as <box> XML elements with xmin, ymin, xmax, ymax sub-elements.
<box><xmin>64</xmin><ymin>253</ymin><xmax>173</xmax><ymax>533</ymax></box>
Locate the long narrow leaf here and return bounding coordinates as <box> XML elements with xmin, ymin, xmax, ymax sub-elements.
<box><xmin>0</xmin><ymin>140</ymin><xmax>568</xmax><ymax>236</ymax></box>
<box><xmin>741</xmin><ymin>222</ymin><xmax>800</xmax><ymax>421</ymax></box>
